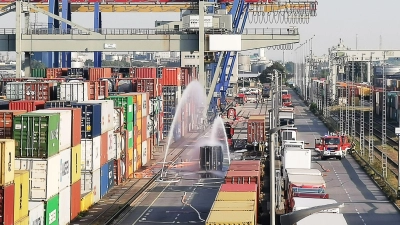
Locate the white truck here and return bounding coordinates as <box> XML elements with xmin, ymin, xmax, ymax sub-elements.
<box><xmin>292</xmin><ymin>197</ymin><xmax>340</xmax><ymax>213</ymax></box>
<box><xmin>280</xmin><ymin>126</ymin><xmax>298</xmax><ymax>142</ymax></box>
<box><xmin>279</xmin><ymin>107</ymin><xmax>295</xmax><ymax>126</ymax></box>
<box><xmin>297</xmin><ymin>213</ymin><xmax>348</xmax><ymax>225</ymax></box>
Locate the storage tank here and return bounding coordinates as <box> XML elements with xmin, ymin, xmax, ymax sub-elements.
<box><xmin>251</xmin><ymin>64</ymin><xmax>260</xmax><ymax>73</ymax></box>
<box><xmin>71</xmin><ymin>61</ymin><xmax>84</xmax><ymax>68</ymax></box>
<box><xmin>238</xmin><ymin>55</ymin><xmax>251</xmax><ymax>72</ymax></box>
<box><xmin>105</xmin><ymin>54</ymin><xmax>119</xmax><ymax>61</ymax></box>
<box><xmin>373</xmin><ymin>65</ymin><xmax>400</xmax><ymax>77</ymax></box>
<box><xmin>259</xmin><ymin>64</ymin><xmax>267</xmax><ymax>73</ymax></box>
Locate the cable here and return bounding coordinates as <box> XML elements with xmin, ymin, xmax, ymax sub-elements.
<box><xmin>181</xmin><ymin>191</ymin><xmax>205</xmax><ymax>222</ymax></box>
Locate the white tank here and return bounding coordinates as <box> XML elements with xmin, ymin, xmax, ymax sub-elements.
<box><xmin>238</xmin><ymin>55</ymin><xmax>251</xmax><ymax>72</ymax></box>
<box><xmin>71</xmin><ymin>61</ymin><xmax>84</xmax><ymax>68</ymax></box>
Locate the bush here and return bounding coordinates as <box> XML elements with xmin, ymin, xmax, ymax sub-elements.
<box><xmin>309</xmin><ymin>103</ymin><xmax>318</xmax><ymax>114</ymax></box>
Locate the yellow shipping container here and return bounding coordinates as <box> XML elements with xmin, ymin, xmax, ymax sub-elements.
<box><xmin>216</xmin><ymin>192</ymin><xmax>257</xmax><ymax>201</ymax></box>
<box><xmin>71</xmin><ymin>144</ymin><xmax>82</xmax><ymax>184</ymax></box>
<box><xmin>14</xmin><ymin>170</ymin><xmax>29</xmax><ymax>222</ymax></box>
<box><xmin>80</xmin><ymin>191</ymin><xmax>93</xmax><ymax>211</ymax></box>
<box><xmin>205</xmin><ymin>211</ymin><xmax>255</xmax><ymax>225</ymax></box>
<box><xmin>14</xmin><ymin>216</ymin><xmax>29</xmax><ymax>225</ymax></box>
<box><xmin>211</xmin><ymin>200</ymin><xmax>255</xmax><ymax>211</ymax></box>
<box><xmin>135</xmin><ymin>144</ymin><xmax>142</xmax><ymax>171</ymax></box>
<box><xmin>0</xmin><ymin>139</ymin><xmax>15</xmax><ymax>186</ymax></box>
<box><xmin>136</xmin><ymin>116</ymin><xmax>142</xmax><ymax>131</ymax></box>
<box><xmin>128</xmin><ymin>147</ymin><xmax>134</xmax><ymax>176</ymax></box>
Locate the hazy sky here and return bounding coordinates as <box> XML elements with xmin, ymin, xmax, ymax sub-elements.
<box><xmin>2</xmin><ymin>0</ymin><xmax>400</xmax><ymax>61</ymax></box>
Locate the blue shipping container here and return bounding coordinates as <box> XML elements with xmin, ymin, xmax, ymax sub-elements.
<box><xmin>45</xmin><ymin>100</ymin><xmax>77</xmax><ymax>108</ymax></box>
<box><xmin>173</xmin><ymin>122</ymin><xmax>181</xmax><ymax>141</ymax></box>
<box><xmin>100</xmin><ymin>162</ymin><xmax>110</xmax><ymax>198</ymax></box>
<box><xmin>72</xmin><ymin>103</ymin><xmax>102</xmax><ymax>139</ymax></box>
<box><xmin>108</xmin><ymin>160</ymin><xmax>114</xmax><ymax>190</ymax></box>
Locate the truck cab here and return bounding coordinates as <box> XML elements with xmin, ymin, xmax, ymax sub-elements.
<box><xmin>235</xmin><ymin>93</ymin><xmax>247</xmax><ymax>105</ymax></box>
<box><xmin>315</xmin><ymin>133</ymin><xmax>352</xmax><ymax>160</ymax></box>
<box><xmin>280</xmin><ymin>126</ymin><xmax>298</xmax><ymax>143</ymax></box>
<box><xmin>279</xmin><ymin>107</ymin><xmax>295</xmax><ymax>126</ymax></box>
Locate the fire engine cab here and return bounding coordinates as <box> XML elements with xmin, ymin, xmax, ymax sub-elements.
<box><xmin>315</xmin><ymin>133</ymin><xmax>352</xmax><ymax>160</ymax></box>
<box><xmin>281</xmin><ymin>90</ymin><xmax>293</xmax><ymax>107</ymax></box>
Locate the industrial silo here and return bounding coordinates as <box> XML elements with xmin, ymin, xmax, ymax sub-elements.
<box><xmin>251</xmin><ymin>64</ymin><xmax>260</xmax><ymax>73</ymax></box>
<box><xmin>238</xmin><ymin>54</ymin><xmax>251</xmax><ymax>72</ymax></box>
<box><xmin>71</xmin><ymin>61</ymin><xmax>84</xmax><ymax>68</ymax></box>
<box><xmin>259</xmin><ymin>64</ymin><xmax>268</xmax><ymax>73</ymax></box>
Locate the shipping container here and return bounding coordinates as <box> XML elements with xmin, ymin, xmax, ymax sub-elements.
<box><xmin>58</xmin><ymin>82</ymin><xmax>90</xmax><ymax>102</ymax></box>
<box><xmin>59</xmin><ymin>186</ymin><xmax>71</xmax><ymax>225</ymax></box>
<box><xmin>71</xmin><ymin>144</ymin><xmax>81</xmax><ymax>184</ymax></box>
<box><xmin>205</xmin><ymin>211</ymin><xmax>255</xmax><ymax>225</ymax></box>
<box><xmin>44</xmin><ymin>100</ymin><xmax>76</xmax><ymax>108</ymax></box>
<box><xmin>58</xmin><ymin>148</ymin><xmax>72</xmax><ymax>191</ymax></box>
<box><xmin>81</xmin><ymin>169</ymin><xmax>101</xmax><ymax>203</ymax></box>
<box><xmin>0</xmin><ymin>100</ymin><xmax>9</xmax><ymax>110</ymax></box>
<box><xmin>15</xmin><ymin>154</ymin><xmax>60</xmax><ymax>200</ymax></box>
<box><xmin>31</xmin><ymin>109</ymin><xmax>72</xmax><ymax>150</ymax></box>
<box><xmin>126</xmin><ymin>122</ymin><xmax>134</xmax><ymax>149</ymax></box>
<box><xmin>161</xmin><ymin>67</ymin><xmax>181</xmax><ymax>86</ymax></box>
<box><xmin>211</xmin><ymin>201</ymin><xmax>255</xmax><ymax>211</ymax></box>
<box><xmin>6</xmin><ymin>82</ymin><xmax>25</xmax><ymax>100</ymax></box>
<box><xmin>106</xmin><ymin>95</ymin><xmax>135</xmax><ymax>126</ymax></box>
<box><xmin>72</xmin><ymin>102</ymin><xmax>102</xmax><ymax>139</ymax></box>
<box><xmin>134</xmin><ymin>147</ymin><xmax>141</xmax><ymax>172</ymax></box>
<box><xmin>107</xmin><ymin>160</ymin><xmax>114</xmax><ymax>191</ymax></box>
<box><xmin>45</xmin><ymin>194</ymin><xmax>59</xmax><ymax>225</ymax></box>
<box><xmin>147</xmin><ymin>137</ymin><xmax>152</xmax><ymax>162</ymax></box>
<box><xmin>80</xmin><ymin>191</ymin><xmax>93</xmax><ymax>212</ymax></box>
<box><xmin>14</xmin><ymin>216</ymin><xmax>29</xmax><ymax>225</ymax></box>
<box><xmin>215</xmin><ymin>192</ymin><xmax>257</xmax><ymax>201</ymax></box>
<box><xmin>219</xmin><ymin>183</ymin><xmax>258</xmax><ymax>192</ymax></box>
<box><xmin>112</xmin><ymin>132</ymin><xmax>123</xmax><ymax>160</ymax></box>
<box><xmin>126</xmin><ymin>147</ymin><xmax>133</xmax><ymax>178</ymax></box>
<box><xmin>225</xmin><ymin>171</ymin><xmax>260</xmax><ymax>184</ymax></box>
<box><xmin>115</xmin><ymin>78</ymin><xmax>136</xmax><ymax>93</ymax></box>
<box><xmin>106</xmin><ymin>130</ymin><xmax>115</xmax><ymax>161</ymax></box>
<box><xmin>147</xmin><ymin>114</ymin><xmax>157</xmax><ymax>138</ymax></box>
<box><xmin>23</xmin><ymin>82</ymin><xmax>55</xmax><ymax>101</ymax></box>
<box><xmin>80</xmin><ymin>100</ymin><xmax>114</xmax><ymax>133</ymax></box>
<box><xmin>142</xmin><ymin>115</ymin><xmax>148</xmax><ymax>140</ymax></box>
<box><xmin>136</xmin><ymin>78</ymin><xmax>162</xmax><ymax>98</ymax></box>
<box><xmin>14</xmin><ymin>170</ymin><xmax>29</xmax><ymax>222</ymax></box>
<box><xmin>88</xmin><ymin>68</ymin><xmax>112</xmax><ymax>81</ymax></box>
<box><xmin>31</xmin><ymin>68</ymin><xmax>47</xmax><ymax>78</ymax></box>
<box><xmin>285</xmin><ymin>168</ymin><xmax>322</xmax><ymax>176</ymax></box>
<box><xmin>100</xmin><ymin>160</ymin><xmax>112</xmax><ymax>197</ymax></box>
<box><xmin>70</xmin><ymin>180</ymin><xmax>81</xmax><ymax>221</ymax></box>
<box><xmin>0</xmin><ymin>139</ymin><xmax>15</xmax><ymax>186</ymax></box>
<box><xmin>287</xmin><ymin>174</ymin><xmax>326</xmax><ymax>189</ymax></box>
<box><xmin>81</xmin><ymin>136</ymin><xmax>101</xmax><ymax>171</ymax></box>
<box><xmin>121</xmin><ymin>92</ymin><xmax>142</xmax><ymax>119</ymax></box>
<box><xmin>247</xmin><ymin>115</ymin><xmax>266</xmax><ymax>143</ymax></box>
<box><xmin>142</xmin><ymin>92</ymin><xmax>149</xmax><ymax>117</ymax></box>
<box><xmin>28</xmin><ymin>201</ymin><xmax>45</xmax><ymax>225</ymax></box>
<box><xmin>88</xmin><ymin>80</ymin><xmax>109</xmax><ymax>100</ymax></box>
<box><xmin>113</xmin><ymin>107</ymin><xmax>124</xmax><ymax>131</ymax></box>
<box><xmin>0</xmin><ymin>183</ymin><xmax>15</xmax><ymax>225</ymax></box>
<box><xmin>9</xmin><ymin>100</ymin><xmax>45</xmax><ymax>112</ymax></box>
<box><xmin>132</xmin><ymin>67</ymin><xmax>157</xmax><ymax>79</ymax></box>
<box><xmin>113</xmin><ymin>159</ymin><xmax>123</xmax><ymax>185</ymax></box>
<box><xmin>13</xmin><ymin>113</ymin><xmax>60</xmax><ymax>158</ymax></box>
<box><xmin>141</xmin><ymin>139</ymin><xmax>148</xmax><ymax>166</ymax></box>
<box><xmin>47</xmin><ymin>107</ymin><xmax>82</xmax><ymax>147</ymax></box>
<box><xmin>46</xmin><ymin>68</ymin><xmax>62</xmax><ymax>78</ymax></box>
<box><xmin>0</xmin><ymin>110</ymin><xmax>26</xmax><ymax>139</ymax></box>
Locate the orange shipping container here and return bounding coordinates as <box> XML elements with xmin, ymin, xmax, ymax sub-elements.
<box><xmin>114</xmin><ymin>159</ymin><xmax>123</xmax><ymax>185</ymax></box>
<box><xmin>24</xmin><ymin>82</ymin><xmax>55</xmax><ymax>101</ymax></box>
<box><xmin>147</xmin><ymin>137</ymin><xmax>152</xmax><ymax>162</ymax></box>
<box><xmin>247</xmin><ymin>115</ymin><xmax>266</xmax><ymax>143</ymax></box>
<box><xmin>46</xmin><ymin>68</ymin><xmax>62</xmax><ymax>78</ymax></box>
<box><xmin>135</xmin><ymin>143</ymin><xmax>142</xmax><ymax>171</ymax></box>
<box><xmin>9</xmin><ymin>100</ymin><xmax>45</xmax><ymax>112</ymax></box>
<box><xmin>88</xmin><ymin>68</ymin><xmax>112</xmax><ymax>81</ymax></box>
<box><xmin>161</xmin><ymin>67</ymin><xmax>181</xmax><ymax>86</ymax></box>
<box><xmin>100</xmin><ymin>132</ymin><xmax>108</xmax><ymax>166</ymax></box>
<box><xmin>135</xmin><ymin>78</ymin><xmax>162</xmax><ymax>98</ymax></box>
<box><xmin>134</xmin><ymin>126</ymin><xmax>139</xmax><ymax>149</ymax></box>
<box><xmin>0</xmin><ymin>110</ymin><xmax>26</xmax><ymax>139</ymax></box>
<box><xmin>141</xmin><ymin>116</ymin><xmax>147</xmax><ymax>140</ymax></box>
<box><xmin>132</xmin><ymin>67</ymin><xmax>157</xmax><ymax>79</ymax></box>
<box><xmin>70</xmin><ymin>180</ymin><xmax>81</xmax><ymax>221</ymax></box>
<box><xmin>88</xmin><ymin>80</ymin><xmax>109</xmax><ymax>100</ymax></box>
<box><xmin>127</xmin><ymin>147</ymin><xmax>134</xmax><ymax>178</ymax></box>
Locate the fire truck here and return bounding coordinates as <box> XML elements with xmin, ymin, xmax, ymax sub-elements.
<box><xmin>281</xmin><ymin>90</ymin><xmax>293</xmax><ymax>107</ymax></box>
<box><xmin>314</xmin><ymin>133</ymin><xmax>352</xmax><ymax>160</ymax></box>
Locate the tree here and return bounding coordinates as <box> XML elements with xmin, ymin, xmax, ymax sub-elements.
<box><xmin>30</xmin><ymin>60</ymin><xmax>46</xmax><ymax>69</ymax></box>
<box><xmin>258</xmin><ymin>62</ymin><xmax>285</xmax><ymax>84</ymax></box>
<box><xmin>285</xmin><ymin>61</ymin><xmax>295</xmax><ymax>74</ymax></box>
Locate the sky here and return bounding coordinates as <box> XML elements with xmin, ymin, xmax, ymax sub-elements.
<box><xmin>2</xmin><ymin>0</ymin><xmax>400</xmax><ymax>61</ymax></box>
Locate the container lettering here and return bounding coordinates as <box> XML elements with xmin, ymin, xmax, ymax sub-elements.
<box><xmin>32</xmin><ymin>217</ymin><xmax>42</xmax><ymax>225</ymax></box>
<box><xmin>49</xmin><ymin>209</ymin><xmax>57</xmax><ymax>224</ymax></box>
<box><xmin>60</xmin><ymin>160</ymin><xmax>70</xmax><ymax>180</ymax></box>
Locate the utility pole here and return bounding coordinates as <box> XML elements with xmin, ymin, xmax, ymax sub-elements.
<box><xmin>368</xmin><ymin>52</ymin><xmax>374</xmax><ymax>163</ymax></box>
<box><xmin>382</xmin><ymin>51</ymin><xmax>388</xmax><ymax>179</ymax></box>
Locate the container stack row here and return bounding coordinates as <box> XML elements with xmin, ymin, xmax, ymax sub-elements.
<box><xmin>373</xmin><ymin>90</ymin><xmax>400</xmax><ymax>121</ymax></box>
<box><xmin>206</xmin><ymin>160</ymin><xmax>263</xmax><ymax>225</ymax></box>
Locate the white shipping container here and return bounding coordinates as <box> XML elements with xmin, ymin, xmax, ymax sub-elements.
<box><xmin>59</xmin><ymin>82</ymin><xmax>89</xmax><ymax>102</ymax></box>
<box><xmin>283</xmin><ymin>149</ymin><xmax>311</xmax><ymax>170</ymax></box>
<box><xmin>285</xmin><ymin>168</ymin><xmax>322</xmax><ymax>176</ymax></box>
<box><xmin>297</xmin><ymin>213</ymin><xmax>347</xmax><ymax>225</ymax></box>
<box><xmin>293</xmin><ymin>197</ymin><xmax>339</xmax><ymax>213</ymax></box>
<box><xmin>6</xmin><ymin>82</ymin><xmax>25</xmax><ymax>100</ymax></box>
<box><xmin>287</xmin><ymin>174</ymin><xmax>326</xmax><ymax>189</ymax></box>
<box><xmin>28</xmin><ymin>201</ymin><xmax>45</xmax><ymax>225</ymax></box>
<box><xmin>32</xmin><ymin>109</ymin><xmax>72</xmax><ymax>150</ymax></box>
<box><xmin>142</xmin><ymin>92</ymin><xmax>148</xmax><ymax>117</ymax></box>
<box><xmin>142</xmin><ymin>140</ymin><xmax>148</xmax><ymax>166</ymax></box>
<box><xmin>58</xmin><ymin>148</ymin><xmax>71</xmax><ymax>191</ymax></box>
<box><xmin>182</xmin><ymin>15</ymin><xmax>213</xmax><ymax>29</ymax></box>
<box><xmin>81</xmin><ymin>169</ymin><xmax>101</xmax><ymax>203</ymax></box>
<box><xmin>133</xmin><ymin>149</ymin><xmax>137</xmax><ymax>172</ymax></box>
<box><xmin>112</xmin><ymin>132</ymin><xmax>123</xmax><ymax>159</ymax></box>
<box><xmin>81</xmin><ymin>100</ymin><xmax>114</xmax><ymax>133</ymax></box>
<box><xmin>113</xmin><ymin>107</ymin><xmax>124</xmax><ymax>131</ymax></box>
<box><xmin>81</xmin><ymin>136</ymin><xmax>101</xmax><ymax>171</ymax></box>
<box><xmin>15</xmin><ymin>155</ymin><xmax>60</xmax><ymax>200</ymax></box>
<box><xmin>107</xmin><ymin>130</ymin><xmax>115</xmax><ymax>161</ymax></box>
<box><xmin>59</xmin><ymin>186</ymin><xmax>71</xmax><ymax>225</ymax></box>
<box><xmin>146</xmin><ymin>114</ymin><xmax>152</xmax><ymax>139</ymax></box>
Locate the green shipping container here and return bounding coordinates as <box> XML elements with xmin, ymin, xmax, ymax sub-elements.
<box><xmin>106</xmin><ymin>95</ymin><xmax>135</xmax><ymax>124</ymax></box>
<box><xmin>13</xmin><ymin>113</ymin><xmax>60</xmax><ymax>158</ymax></box>
<box><xmin>126</xmin><ymin>122</ymin><xmax>134</xmax><ymax>149</ymax></box>
<box><xmin>31</xmin><ymin>68</ymin><xmax>46</xmax><ymax>78</ymax></box>
<box><xmin>45</xmin><ymin>194</ymin><xmax>59</xmax><ymax>225</ymax></box>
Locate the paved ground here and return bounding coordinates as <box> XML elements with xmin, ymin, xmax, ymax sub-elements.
<box><xmin>291</xmin><ymin>89</ymin><xmax>400</xmax><ymax>225</ymax></box>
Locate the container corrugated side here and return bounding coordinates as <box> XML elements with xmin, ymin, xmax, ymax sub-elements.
<box><xmin>141</xmin><ymin>139</ymin><xmax>148</xmax><ymax>166</ymax></box>
<box><xmin>59</xmin><ymin>186</ymin><xmax>71</xmax><ymax>225</ymax></box>
<box><xmin>13</xmin><ymin>113</ymin><xmax>60</xmax><ymax>158</ymax></box>
<box><xmin>15</xmin><ymin>154</ymin><xmax>60</xmax><ymax>200</ymax></box>
<box><xmin>126</xmin><ymin>147</ymin><xmax>133</xmax><ymax>178</ymax></box>
<box><xmin>120</xmin><ymin>93</ymin><xmax>141</xmax><ymax>119</ymax></box>
<box><xmin>31</xmin><ymin>109</ymin><xmax>72</xmax><ymax>150</ymax></box>
<box><xmin>0</xmin><ymin>139</ymin><xmax>15</xmax><ymax>186</ymax></box>
<box><xmin>219</xmin><ymin>183</ymin><xmax>258</xmax><ymax>192</ymax></box>
<box><xmin>205</xmin><ymin>211</ymin><xmax>254</xmax><ymax>225</ymax></box>
<box><xmin>0</xmin><ymin>110</ymin><xmax>26</xmax><ymax>139</ymax></box>
<box><xmin>70</xmin><ymin>180</ymin><xmax>81</xmax><ymax>221</ymax></box>
<box><xmin>126</xmin><ymin>122</ymin><xmax>134</xmax><ymax>149</ymax></box>
<box><xmin>80</xmin><ymin>100</ymin><xmax>114</xmax><ymax>133</ymax></box>
<box><xmin>58</xmin><ymin>82</ymin><xmax>89</xmax><ymax>102</ymax></box>
<box><xmin>28</xmin><ymin>201</ymin><xmax>45</xmax><ymax>225</ymax></box>
<box><xmin>24</xmin><ymin>82</ymin><xmax>54</xmax><ymax>101</ymax></box>
<box><xmin>14</xmin><ymin>216</ymin><xmax>29</xmax><ymax>225</ymax></box>
<box><xmin>107</xmin><ymin>160</ymin><xmax>114</xmax><ymax>190</ymax></box>
<box><xmin>215</xmin><ymin>192</ymin><xmax>257</xmax><ymax>201</ymax></box>
<box><xmin>80</xmin><ymin>191</ymin><xmax>93</xmax><ymax>212</ymax></box>
<box><xmin>100</xmin><ymin>132</ymin><xmax>109</xmax><ymax>165</ymax></box>
<box><xmin>141</xmin><ymin>92</ymin><xmax>149</xmax><ymax>117</ymax></box>
<box><xmin>81</xmin><ymin>168</ymin><xmax>101</xmax><ymax>203</ymax></box>
<box><xmin>6</xmin><ymin>82</ymin><xmax>25</xmax><ymax>100</ymax></box>
<box><xmin>81</xmin><ymin>136</ymin><xmax>101</xmax><ymax>171</ymax></box>
<box><xmin>58</xmin><ymin>148</ymin><xmax>71</xmax><ymax>191</ymax></box>
<box><xmin>211</xmin><ymin>201</ymin><xmax>255</xmax><ymax>211</ymax></box>
<box><xmin>72</xmin><ymin>102</ymin><xmax>102</xmax><ymax>139</ymax></box>
<box><xmin>106</xmin><ymin>96</ymin><xmax>134</xmax><ymax>128</ymax></box>
<box><xmin>45</xmin><ymin>194</ymin><xmax>59</xmax><ymax>225</ymax></box>
<box><xmin>14</xmin><ymin>170</ymin><xmax>29</xmax><ymax>222</ymax></box>
<box><xmin>106</xmin><ymin>130</ymin><xmax>115</xmax><ymax>161</ymax></box>
<box><xmin>113</xmin><ymin>107</ymin><xmax>124</xmax><ymax>131</ymax></box>
<box><xmin>47</xmin><ymin>107</ymin><xmax>82</xmax><ymax>147</ymax></box>
<box><xmin>71</xmin><ymin>145</ymin><xmax>81</xmax><ymax>184</ymax></box>
<box><xmin>287</xmin><ymin>174</ymin><xmax>326</xmax><ymax>188</ymax></box>
<box><xmin>9</xmin><ymin>100</ymin><xmax>45</xmax><ymax>112</ymax></box>
<box><xmin>0</xmin><ymin>183</ymin><xmax>15</xmax><ymax>225</ymax></box>
<box><xmin>113</xmin><ymin>132</ymin><xmax>123</xmax><ymax>160</ymax></box>
<box><xmin>161</xmin><ymin>67</ymin><xmax>181</xmax><ymax>86</ymax></box>
<box><xmin>100</xmin><ymin>162</ymin><xmax>110</xmax><ymax>197</ymax></box>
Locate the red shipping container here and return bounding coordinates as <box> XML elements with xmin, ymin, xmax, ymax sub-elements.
<box><xmin>161</xmin><ymin>67</ymin><xmax>181</xmax><ymax>86</ymax></box>
<box><xmin>121</xmin><ymin>130</ymin><xmax>130</xmax><ymax>180</ymax></box>
<box><xmin>0</xmin><ymin>183</ymin><xmax>15</xmax><ymax>225</ymax></box>
<box><xmin>158</xmin><ymin>112</ymin><xmax>164</xmax><ymax>139</ymax></box>
<box><xmin>147</xmin><ymin>137</ymin><xmax>153</xmax><ymax>161</ymax></box>
<box><xmin>100</xmin><ymin>132</ymin><xmax>108</xmax><ymax>166</ymax></box>
<box><xmin>247</xmin><ymin>116</ymin><xmax>266</xmax><ymax>143</ymax></box>
<box><xmin>116</xmin><ymin>78</ymin><xmax>137</xmax><ymax>93</ymax></box>
<box><xmin>88</xmin><ymin>80</ymin><xmax>109</xmax><ymax>100</ymax></box>
<box><xmin>9</xmin><ymin>100</ymin><xmax>45</xmax><ymax>112</ymax></box>
<box><xmin>48</xmin><ymin>108</ymin><xmax>82</xmax><ymax>147</ymax></box>
<box><xmin>141</xmin><ymin>116</ymin><xmax>147</xmax><ymax>140</ymax></box>
<box><xmin>88</xmin><ymin>68</ymin><xmax>112</xmax><ymax>81</ymax></box>
<box><xmin>132</xmin><ymin>67</ymin><xmax>157</xmax><ymax>79</ymax></box>
<box><xmin>225</xmin><ymin>171</ymin><xmax>259</xmax><ymax>184</ymax></box>
<box><xmin>46</xmin><ymin>68</ymin><xmax>62</xmax><ymax>78</ymax></box>
<box><xmin>135</xmin><ymin>78</ymin><xmax>161</xmax><ymax>98</ymax></box>
<box><xmin>180</xmin><ymin>67</ymin><xmax>189</xmax><ymax>86</ymax></box>
<box><xmin>0</xmin><ymin>110</ymin><xmax>26</xmax><ymax>139</ymax></box>
<box><xmin>114</xmin><ymin>159</ymin><xmax>123</xmax><ymax>185</ymax></box>
<box><xmin>220</xmin><ymin>183</ymin><xmax>257</xmax><ymax>192</ymax></box>
<box><xmin>41</xmin><ymin>78</ymin><xmax>67</xmax><ymax>82</ymax></box>
<box><xmin>228</xmin><ymin>164</ymin><xmax>260</xmax><ymax>172</ymax></box>
<box><xmin>24</xmin><ymin>82</ymin><xmax>54</xmax><ymax>101</ymax></box>
<box><xmin>70</xmin><ymin>180</ymin><xmax>81</xmax><ymax>221</ymax></box>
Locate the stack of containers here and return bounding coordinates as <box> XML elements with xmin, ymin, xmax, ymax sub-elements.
<box><xmin>13</xmin><ymin>112</ymin><xmax>62</xmax><ymax>225</ymax></box>
<box><xmin>0</xmin><ymin>139</ymin><xmax>16</xmax><ymax>225</ymax></box>
<box><xmin>0</xmin><ymin>110</ymin><xmax>27</xmax><ymax>139</ymax></box>
<box><xmin>14</xmin><ymin>170</ymin><xmax>29</xmax><ymax>225</ymax></box>
<box><xmin>149</xmin><ymin>97</ymin><xmax>162</xmax><ymax>146</ymax></box>
<box><xmin>106</xmin><ymin>95</ymin><xmax>136</xmax><ymax>180</ymax></box>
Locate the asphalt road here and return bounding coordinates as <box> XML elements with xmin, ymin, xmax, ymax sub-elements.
<box><xmin>291</xmin><ymin>89</ymin><xmax>400</xmax><ymax>225</ymax></box>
